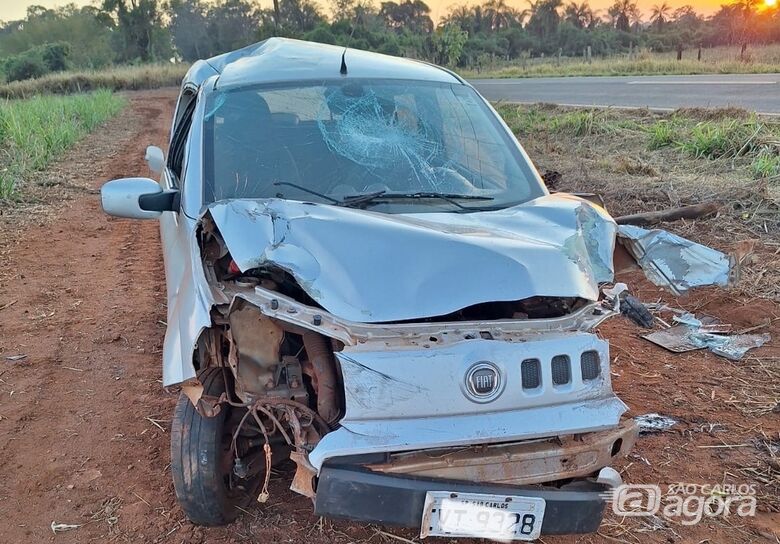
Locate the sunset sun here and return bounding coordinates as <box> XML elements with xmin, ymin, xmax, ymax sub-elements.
<box><xmin>767</xmin><ymin>0</ymin><xmax>778</xmax><ymax>7</ymax></box>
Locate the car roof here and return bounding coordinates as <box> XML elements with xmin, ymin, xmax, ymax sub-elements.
<box><xmin>182</xmin><ymin>37</ymin><xmax>463</xmax><ymax>91</ymax></box>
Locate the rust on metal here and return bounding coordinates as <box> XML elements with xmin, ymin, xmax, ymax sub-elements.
<box><xmin>364</xmin><ymin>421</ymin><xmax>638</xmax><ymax>485</ymax></box>
<box><xmin>289</xmin><ymin>450</ymin><xmax>317</xmax><ymax>498</ymax></box>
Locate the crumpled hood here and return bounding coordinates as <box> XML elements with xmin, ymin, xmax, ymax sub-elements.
<box><xmin>204</xmin><ymin>194</ymin><xmax>617</xmax><ymax>323</ymax></box>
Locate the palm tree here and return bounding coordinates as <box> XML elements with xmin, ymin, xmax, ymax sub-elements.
<box><xmin>526</xmin><ymin>0</ymin><xmax>563</xmax><ymax>39</ymax></box>
<box><xmin>608</xmin><ymin>0</ymin><xmax>638</xmax><ymax>32</ymax></box>
<box><xmin>650</xmin><ymin>2</ymin><xmax>671</xmax><ymax>29</ymax></box>
<box><xmin>564</xmin><ymin>1</ymin><xmax>593</xmax><ymax>28</ymax></box>
<box><xmin>484</xmin><ymin>0</ymin><xmax>528</xmax><ymax>29</ymax></box>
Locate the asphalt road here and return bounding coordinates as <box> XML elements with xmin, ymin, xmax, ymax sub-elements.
<box><xmin>470</xmin><ymin>73</ymin><xmax>780</xmax><ymax>114</ymax></box>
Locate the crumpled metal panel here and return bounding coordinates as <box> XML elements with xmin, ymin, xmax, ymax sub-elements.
<box><xmin>617</xmin><ymin>225</ymin><xmax>734</xmax><ymax>295</ymax></box>
<box><xmin>364</xmin><ymin>422</ymin><xmax>638</xmax><ymax>485</ymax></box>
<box><xmin>206</xmin><ymin>194</ymin><xmax>616</xmax><ymax>323</ymax></box>
<box><xmin>308</xmin><ymin>396</ymin><xmax>628</xmax><ymax>470</ymax></box>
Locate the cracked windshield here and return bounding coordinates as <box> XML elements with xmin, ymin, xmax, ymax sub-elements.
<box><xmin>204</xmin><ymin>80</ymin><xmax>542</xmax><ymax>211</ymax></box>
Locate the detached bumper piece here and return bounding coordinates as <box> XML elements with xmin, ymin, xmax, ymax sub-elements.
<box><xmin>314</xmin><ymin>465</ymin><xmax>610</xmax><ymax>535</ymax></box>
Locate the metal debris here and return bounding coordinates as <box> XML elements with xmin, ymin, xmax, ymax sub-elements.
<box><xmin>4</xmin><ymin>354</ymin><xmax>27</xmax><ymax>361</ymax></box>
<box><xmin>634</xmin><ymin>413</ymin><xmax>678</xmax><ymax>434</ymax></box>
<box><xmin>688</xmin><ymin>331</ymin><xmax>770</xmax><ymax>361</ymax></box>
<box><xmin>51</xmin><ymin>521</ymin><xmax>81</xmax><ymax>534</ymax></box>
<box><xmin>643</xmin><ymin>313</ymin><xmax>770</xmax><ymax>360</ymax></box>
<box><xmin>617</xmin><ymin>225</ymin><xmax>735</xmax><ymax>295</ymax></box>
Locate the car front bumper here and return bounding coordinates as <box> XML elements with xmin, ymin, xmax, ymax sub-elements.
<box><xmin>314</xmin><ymin>465</ymin><xmax>613</xmax><ymax>535</ymax></box>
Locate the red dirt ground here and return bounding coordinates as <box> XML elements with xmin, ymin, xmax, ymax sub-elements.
<box><xmin>0</xmin><ymin>89</ymin><xmax>777</xmax><ymax>544</ymax></box>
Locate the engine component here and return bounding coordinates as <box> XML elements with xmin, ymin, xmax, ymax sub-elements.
<box><xmin>302</xmin><ymin>331</ymin><xmax>341</xmax><ymax>425</ymax></box>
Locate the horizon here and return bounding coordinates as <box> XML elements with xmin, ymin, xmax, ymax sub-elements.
<box><xmin>0</xmin><ymin>0</ymin><xmax>725</xmax><ymax>26</ymax></box>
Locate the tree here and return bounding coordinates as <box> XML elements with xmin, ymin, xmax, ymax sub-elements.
<box><xmin>432</xmin><ymin>24</ymin><xmax>468</xmax><ymax>65</ymax></box>
<box><xmin>483</xmin><ymin>0</ymin><xmax>527</xmax><ymax>30</ymax></box>
<box><xmin>166</xmin><ymin>0</ymin><xmax>209</xmax><ymax>60</ymax></box>
<box><xmin>563</xmin><ymin>1</ymin><xmax>593</xmax><ymax>28</ymax></box>
<box><xmin>526</xmin><ymin>0</ymin><xmax>563</xmax><ymax>43</ymax></box>
<box><xmin>330</xmin><ymin>0</ymin><xmax>356</xmax><ymax>21</ymax></box>
<box><xmin>607</xmin><ymin>0</ymin><xmax>637</xmax><ymax>32</ymax></box>
<box><xmin>0</xmin><ymin>5</ymin><xmax>114</xmax><ymax>67</ymax></box>
<box><xmin>650</xmin><ymin>2</ymin><xmax>671</xmax><ymax>30</ymax></box>
<box><xmin>280</xmin><ymin>0</ymin><xmax>324</xmax><ymax>33</ymax></box>
<box><xmin>101</xmin><ymin>0</ymin><xmax>166</xmax><ymax>61</ymax></box>
<box><xmin>206</xmin><ymin>0</ymin><xmax>261</xmax><ymax>52</ymax></box>
<box><xmin>379</xmin><ymin>1</ymin><xmax>433</xmax><ymax>34</ymax></box>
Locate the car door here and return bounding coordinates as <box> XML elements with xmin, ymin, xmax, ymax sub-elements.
<box><xmin>160</xmin><ymin>89</ymin><xmax>198</xmax><ymax>329</ymax></box>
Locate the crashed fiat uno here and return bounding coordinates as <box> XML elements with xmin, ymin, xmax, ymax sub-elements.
<box><xmin>101</xmin><ymin>38</ymin><xmax>639</xmax><ymax>540</ymax></box>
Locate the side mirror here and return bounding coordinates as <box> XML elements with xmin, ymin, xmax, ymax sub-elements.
<box><xmin>145</xmin><ymin>145</ymin><xmax>165</xmax><ymax>174</ymax></box>
<box><xmin>101</xmin><ymin>177</ymin><xmax>178</xmax><ymax>219</ymax></box>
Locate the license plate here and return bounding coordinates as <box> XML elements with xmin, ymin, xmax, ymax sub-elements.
<box><xmin>421</xmin><ymin>491</ymin><xmax>545</xmax><ymax>540</ymax></box>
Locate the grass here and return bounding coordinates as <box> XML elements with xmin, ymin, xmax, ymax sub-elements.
<box><xmin>0</xmin><ymin>90</ymin><xmax>126</xmax><ymax>198</ymax></box>
<box><xmin>461</xmin><ymin>44</ymin><xmax>780</xmax><ymax>78</ymax></box>
<box><xmin>647</xmin><ymin>120</ymin><xmax>678</xmax><ymax>149</ymax></box>
<box><xmin>751</xmin><ymin>150</ymin><xmax>780</xmax><ymax>178</ymax></box>
<box><xmin>0</xmin><ymin>63</ymin><xmax>187</xmax><ymax>99</ymax></box>
<box><xmin>499</xmin><ymin>103</ymin><xmax>780</xmax><ymax>180</ymax></box>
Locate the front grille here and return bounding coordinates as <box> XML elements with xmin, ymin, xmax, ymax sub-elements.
<box><xmin>521</xmin><ymin>358</ymin><xmax>541</xmax><ymax>389</ymax></box>
<box><xmin>581</xmin><ymin>351</ymin><xmax>601</xmax><ymax>380</ymax></box>
<box><xmin>551</xmin><ymin>355</ymin><xmax>571</xmax><ymax>385</ymax></box>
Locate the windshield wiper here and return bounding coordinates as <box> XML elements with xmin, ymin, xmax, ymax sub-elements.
<box><xmin>339</xmin><ymin>190</ymin><xmax>387</xmax><ymax>206</ymax></box>
<box><xmin>272</xmin><ymin>182</ymin><xmax>340</xmax><ymax>204</ymax></box>
<box><xmin>272</xmin><ymin>183</ymin><xmax>495</xmax><ymax>211</ymax></box>
<box><xmin>340</xmin><ymin>191</ymin><xmax>494</xmax><ymax>210</ymax></box>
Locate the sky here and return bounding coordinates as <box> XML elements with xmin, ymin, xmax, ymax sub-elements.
<box><xmin>0</xmin><ymin>0</ymin><xmax>726</xmax><ymax>26</ymax></box>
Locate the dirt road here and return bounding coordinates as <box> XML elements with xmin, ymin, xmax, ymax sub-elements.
<box><xmin>0</xmin><ymin>90</ymin><xmax>777</xmax><ymax>544</ymax></box>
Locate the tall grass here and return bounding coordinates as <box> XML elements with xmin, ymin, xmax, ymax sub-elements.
<box><xmin>0</xmin><ymin>90</ymin><xmax>126</xmax><ymax>198</ymax></box>
<box><xmin>462</xmin><ymin>44</ymin><xmax>780</xmax><ymax>78</ymax></box>
<box><xmin>0</xmin><ymin>63</ymin><xmax>187</xmax><ymax>99</ymax></box>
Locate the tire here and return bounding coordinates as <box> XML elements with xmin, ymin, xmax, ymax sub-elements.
<box><xmin>171</xmin><ymin>367</ymin><xmax>255</xmax><ymax>526</ymax></box>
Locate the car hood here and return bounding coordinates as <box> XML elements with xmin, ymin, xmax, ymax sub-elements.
<box><xmin>204</xmin><ymin>193</ymin><xmax>617</xmax><ymax>323</ymax></box>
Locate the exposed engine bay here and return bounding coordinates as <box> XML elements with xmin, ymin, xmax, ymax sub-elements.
<box><xmin>175</xmin><ymin>195</ymin><xmax>734</xmax><ymax>506</ymax></box>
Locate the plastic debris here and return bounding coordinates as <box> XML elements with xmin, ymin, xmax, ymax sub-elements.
<box><xmin>617</xmin><ymin>225</ymin><xmax>735</xmax><ymax>295</ymax></box>
<box><xmin>635</xmin><ymin>413</ymin><xmax>678</xmax><ymax>434</ymax></box>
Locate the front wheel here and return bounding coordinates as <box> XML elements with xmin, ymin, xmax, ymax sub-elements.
<box><xmin>170</xmin><ymin>367</ymin><xmax>260</xmax><ymax>525</ymax></box>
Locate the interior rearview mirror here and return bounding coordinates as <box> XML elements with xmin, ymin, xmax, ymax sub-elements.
<box><xmin>101</xmin><ymin>177</ymin><xmax>178</xmax><ymax>219</ymax></box>
<box><xmin>145</xmin><ymin>145</ymin><xmax>165</xmax><ymax>174</ymax></box>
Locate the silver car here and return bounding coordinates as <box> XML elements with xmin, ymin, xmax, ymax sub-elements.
<box><xmin>101</xmin><ymin>38</ymin><xmax>637</xmax><ymax>540</ymax></box>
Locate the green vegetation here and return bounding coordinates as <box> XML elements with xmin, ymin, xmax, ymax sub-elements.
<box><xmin>751</xmin><ymin>150</ymin><xmax>780</xmax><ymax>179</ymax></box>
<box><xmin>0</xmin><ymin>63</ymin><xmax>188</xmax><ymax>99</ymax></box>
<box><xmin>498</xmin><ymin>104</ymin><xmax>780</xmax><ymax>180</ymax></box>
<box><xmin>0</xmin><ymin>90</ymin><xmax>126</xmax><ymax>199</ymax></box>
<box><xmin>1</xmin><ymin>0</ymin><xmax>779</xmax><ymax>88</ymax></box>
<box><xmin>549</xmin><ymin>110</ymin><xmax>619</xmax><ymax>136</ymax></box>
<box><xmin>678</xmin><ymin>120</ymin><xmax>760</xmax><ymax>159</ymax></box>
<box><xmin>647</xmin><ymin>120</ymin><xmax>678</xmax><ymax>149</ymax></box>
